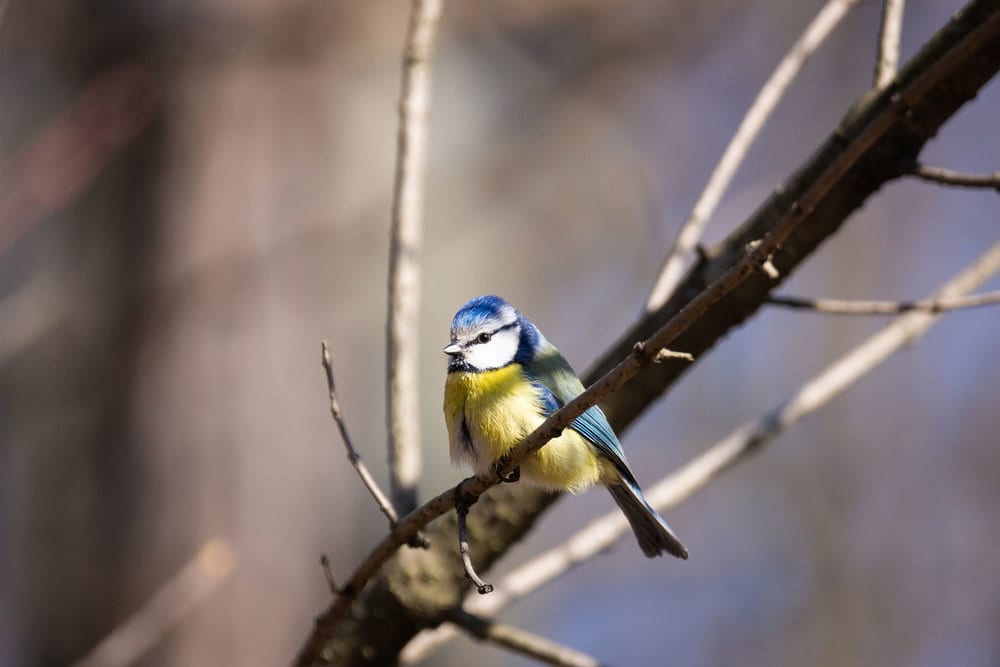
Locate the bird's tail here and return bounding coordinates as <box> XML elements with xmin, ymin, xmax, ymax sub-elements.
<box><xmin>608</xmin><ymin>482</ymin><xmax>688</xmax><ymax>559</ymax></box>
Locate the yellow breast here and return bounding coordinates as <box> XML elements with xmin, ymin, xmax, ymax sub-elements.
<box><xmin>443</xmin><ymin>364</ymin><xmax>611</xmax><ymax>492</ymax></box>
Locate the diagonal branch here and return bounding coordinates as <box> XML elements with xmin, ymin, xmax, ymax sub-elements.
<box><xmin>402</xmin><ymin>239</ymin><xmax>1000</xmax><ymax>664</ymax></box>
<box><xmin>322</xmin><ymin>342</ymin><xmax>400</xmax><ymax>528</ymax></box>
<box><xmin>766</xmin><ymin>290</ymin><xmax>1000</xmax><ymax>314</ymax></box>
<box><xmin>447</xmin><ymin>609</ymin><xmax>602</xmax><ymax>667</ymax></box>
<box><xmin>644</xmin><ymin>0</ymin><xmax>860</xmax><ymax>311</ymax></box>
<box><xmin>72</xmin><ymin>539</ymin><xmax>234</xmax><ymax>667</ymax></box>
<box><xmin>386</xmin><ymin>0</ymin><xmax>444</xmax><ymax>515</ymax></box>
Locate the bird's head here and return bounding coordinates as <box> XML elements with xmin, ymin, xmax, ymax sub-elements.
<box><xmin>444</xmin><ymin>295</ymin><xmax>544</xmax><ymax>372</ymax></box>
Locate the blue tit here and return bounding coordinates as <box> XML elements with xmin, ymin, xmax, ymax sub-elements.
<box><xmin>443</xmin><ymin>295</ymin><xmax>688</xmax><ymax>559</ymax></box>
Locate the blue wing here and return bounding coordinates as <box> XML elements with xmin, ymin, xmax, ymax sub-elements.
<box><xmin>524</xmin><ymin>348</ymin><xmax>637</xmax><ymax>485</ymax></box>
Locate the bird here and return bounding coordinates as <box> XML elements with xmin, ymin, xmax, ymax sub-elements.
<box><xmin>442</xmin><ymin>295</ymin><xmax>688</xmax><ymax>559</ymax></box>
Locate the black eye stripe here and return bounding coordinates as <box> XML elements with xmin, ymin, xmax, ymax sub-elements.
<box><xmin>471</xmin><ymin>321</ymin><xmax>518</xmax><ymax>344</ymax></box>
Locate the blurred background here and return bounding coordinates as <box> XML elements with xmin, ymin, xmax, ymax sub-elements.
<box><xmin>1</xmin><ymin>0</ymin><xmax>998</xmax><ymax>665</ymax></box>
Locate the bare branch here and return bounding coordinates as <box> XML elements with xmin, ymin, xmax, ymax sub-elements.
<box><xmin>644</xmin><ymin>0</ymin><xmax>860</xmax><ymax>311</ymax></box>
<box><xmin>457</xmin><ymin>502</ymin><xmax>494</xmax><ymax>595</ymax></box>
<box><xmin>767</xmin><ymin>290</ymin><xmax>1000</xmax><ymax>314</ymax></box>
<box><xmin>386</xmin><ymin>0</ymin><xmax>444</xmax><ymax>515</ymax></box>
<box><xmin>447</xmin><ymin>609</ymin><xmax>602</xmax><ymax>667</ymax></box>
<box><xmin>322</xmin><ymin>341</ymin><xmax>400</xmax><ymax>528</ymax></box>
<box><xmin>875</xmin><ymin>0</ymin><xmax>907</xmax><ymax>88</ymax></box>
<box><xmin>910</xmin><ymin>163</ymin><xmax>1000</xmax><ymax>190</ymax></box>
<box><xmin>72</xmin><ymin>539</ymin><xmax>235</xmax><ymax>667</ymax></box>
<box><xmin>403</xmin><ymin>240</ymin><xmax>1000</xmax><ymax>664</ymax></box>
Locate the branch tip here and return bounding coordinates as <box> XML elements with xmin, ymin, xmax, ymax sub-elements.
<box><xmin>456</xmin><ymin>502</ymin><xmax>493</xmax><ymax>595</ymax></box>
<box><xmin>654</xmin><ymin>349</ymin><xmax>696</xmax><ymax>363</ymax></box>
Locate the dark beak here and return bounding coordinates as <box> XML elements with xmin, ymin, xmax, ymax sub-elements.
<box><xmin>443</xmin><ymin>342</ymin><xmax>462</xmax><ymax>356</ymax></box>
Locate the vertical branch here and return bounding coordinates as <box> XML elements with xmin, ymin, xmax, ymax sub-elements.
<box><xmin>874</xmin><ymin>0</ymin><xmax>906</xmax><ymax>89</ymax></box>
<box><xmin>386</xmin><ymin>0</ymin><xmax>445</xmax><ymax>514</ymax></box>
<box><xmin>644</xmin><ymin>0</ymin><xmax>860</xmax><ymax>312</ymax></box>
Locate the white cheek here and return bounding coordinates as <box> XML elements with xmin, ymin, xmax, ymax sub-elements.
<box><xmin>466</xmin><ymin>329</ymin><xmax>519</xmax><ymax>370</ymax></box>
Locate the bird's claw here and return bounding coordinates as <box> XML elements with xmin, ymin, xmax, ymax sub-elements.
<box><xmin>494</xmin><ymin>456</ymin><xmax>520</xmax><ymax>484</ymax></box>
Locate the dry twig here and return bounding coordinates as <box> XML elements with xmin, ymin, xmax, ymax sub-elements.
<box><xmin>910</xmin><ymin>163</ymin><xmax>1000</xmax><ymax>190</ymax></box>
<box><xmin>767</xmin><ymin>290</ymin><xmax>1000</xmax><ymax>314</ymax></box>
<box><xmin>457</xmin><ymin>502</ymin><xmax>493</xmax><ymax>595</ymax></box>
<box><xmin>322</xmin><ymin>341</ymin><xmax>400</xmax><ymax>528</ymax></box>
<box><xmin>447</xmin><ymin>609</ymin><xmax>602</xmax><ymax>667</ymax></box>
<box><xmin>386</xmin><ymin>0</ymin><xmax>445</xmax><ymax>515</ymax></box>
<box><xmin>644</xmin><ymin>0</ymin><xmax>860</xmax><ymax>311</ymax></box>
<box><xmin>875</xmin><ymin>0</ymin><xmax>907</xmax><ymax>88</ymax></box>
<box><xmin>72</xmin><ymin>539</ymin><xmax>235</xmax><ymax>667</ymax></box>
<box><xmin>402</xmin><ymin>240</ymin><xmax>1000</xmax><ymax>664</ymax></box>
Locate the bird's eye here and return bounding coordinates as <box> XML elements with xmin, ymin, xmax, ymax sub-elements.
<box><xmin>477</xmin><ymin>332</ymin><xmax>492</xmax><ymax>344</ymax></box>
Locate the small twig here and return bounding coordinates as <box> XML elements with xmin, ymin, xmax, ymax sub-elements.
<box><xmin>447</xmin><ymin>609</ymin><xmax>602</xmax><ymax>667</ymax></box>
<box><xmin>72</xmin><ymin>539</ymin><xmax>235</xmax><ymax>667</ymax></box>
<box><xmin>644</xmin><ymin>0</ymin><xmax>860</xmax><ymax>311</ymax></box>
<box><xmin>767</xmin><ymin>290</ymin><xmax>1000</xmax><ymax>315</ymax></box>
<box><xmin>746</xmin><ymin>239</ymin><xmax>781</xmax><ymax>280</ymax></box>
<box><xmin>401</xmin><ymin>239</ymin><xmax>1000</xmax><ymax>664</ymax></box>
<box><xmin>456</xmin><ymin>502</ymin><xmax>493</xmax><ymax>595</ymax></box>
<box><xmin>910</xmin><ymin>163</ymin><xmax>1000</xmax><ymax>190</ymax></box>
<box><xmin>322</xmin><ymin>341</ymin><xmax>400</xmax><ymax>528</ymax></box>
<box><xmin>874</xmin><ymin>0</ymin><xmax>906</xmax><ymax>89</ymax></box>
<box><xmin>320</xmin><ymin>554</ymin><xmax>341</xmax><ymax>596</ymax></box>
<box><xmin>654</xmin><ymin>348</ymin><xmax>695</xmax><ymax>363</ymax></box>
<box><xmin>386</xmin><ymin>0</ymin><xmax>444</xmax><ymax>515</ymax></box>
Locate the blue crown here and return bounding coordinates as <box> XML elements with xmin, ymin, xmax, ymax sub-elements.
<box><xmin>451</xmin><ymin>295</ymin><xmax>515</xmax><ymax>331</ymax></box>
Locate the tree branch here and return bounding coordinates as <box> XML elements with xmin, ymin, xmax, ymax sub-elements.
<box><xmin>386</xmin><ymin>0</ymin><xmax>444</xmax><ymax>515</ymax></box>
<box><xmin>766</xmin><ymin>290</ymin><xmax>1000</xmax><ymax>314</ymax></box>
<box><xmin>322</xmin><ymin>342</ymin><xmax>400</xmax><ymax>528</ymax></box>
<box><xmin>295</xmin><ymin>3</ymin><xmax>1000</xmax><ymax>663</ymax></box>
<box><xmin>403</xmin><ymin>239</ymin><xmax>1000</xmax><ymax>664</ymax></box>
<box><xmin>644</xmin><ymin>0</ymin><xmax>860</xmax><ymax>311</ymax></box>
<box><xmin>72</xmin><ymin>539</ymin><xmax>234</xmax><ymax>667</ymax></box>
<box><xmin>875</xmin><ymin>0</ymin><xmax>906</xmax><ymax>89</ymax></box>
<box><xmin>447</xmin><ymin>609</ymin><xmax>602</xmax><ymax>667</ymax></box>
<box><xmin>910</xmin><ymin>163</ymin><xmax>1000</xmax><ymax>190</ymax></box>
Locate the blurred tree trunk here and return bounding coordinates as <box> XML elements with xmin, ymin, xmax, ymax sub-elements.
<box><xmin>0</xmin><ymin>2</ymin><xmax>166</xmax><ymax>664</ymax></box>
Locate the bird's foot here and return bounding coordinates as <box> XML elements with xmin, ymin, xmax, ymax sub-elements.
<box><xmin>494</xmin><ymin>455</ymin><xmax>520</xmax><ymax>484</ymax></box>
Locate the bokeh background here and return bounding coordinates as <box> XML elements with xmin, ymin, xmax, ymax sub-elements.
<box><xmin>1</xmin><ymin>1</ymin><xmax>999</xmax><ymax>665</ymax></box>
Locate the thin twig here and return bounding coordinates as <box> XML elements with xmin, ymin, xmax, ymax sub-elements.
<box><xmin>447</xmin><ymin>609</ymin><xmax>602</xmax><ymax>667</ymax></box>
<box><xmin>644</xmin><ymin>0</ymin><xmax>860</xmax><ymax>312</ymax></box>
<box><xmin>322</xmin><ymin>341</ymin><xmax>401</xmax><ymax>528</ymax></box>
<box><xmin>457</xmin><ymin>503</ymin><xmax>494</xmax><ymax>595</ymax></box>
<box><xmin>402</xmin><ymin>240</ymin><xmax>1000</xmax><ymax>664</ymax></box>
<box><xmin>910</xmin><ymin>163</ymin><xmax>1000</xmax><ymax>190</ymax></box>
<box><xmin>320</xmin><ymin>554</ymin><xmax>340</xmax><ymax>596</ymax></box>
<box><xmin>72</xmin><ymin>539</ymin><xmax>235</xmax><ymax>667</ymax></box>
<box><xmin>386</xmin><ymin>0</ymin><xmax>444</xmax><ymax>515</ymax></box>
<box><xmin>767</xmin><ymin>290</ymin><xmax>1000</xmax><ymax>314</ymax></box>
<box><xmin>874</xmin><ymin>0</ymin><xmax>906</xmax><ymax>89</ymax></box>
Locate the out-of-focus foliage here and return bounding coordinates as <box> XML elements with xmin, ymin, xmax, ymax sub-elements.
<box><xmin>1</xmin><ymin>1</ymin><xmax>998</xmax><ymax>665</ymax></box>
